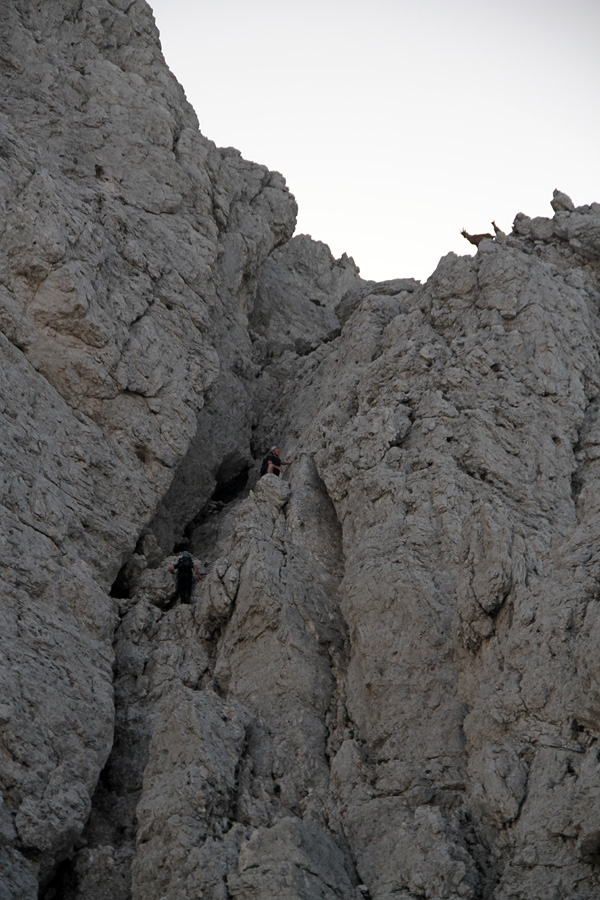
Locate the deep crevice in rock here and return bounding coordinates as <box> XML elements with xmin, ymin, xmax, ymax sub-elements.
<box><xmin>40</xmin><ymin>608</ymin><xmax>158</xmax><ymax>900</ymax></box>
<box><xmin>40</xmin><ymin>857</ymin><xmax>77</xmax><ymax>900</ymax></box>
<box><xmin>177</xmin><ymin>462</ymin><xmax>250</xmax><ymax>554</ymax></box>
<box><xmin>212</xmin><ymin>465</ymin><xmax>249</xmax><ymax>503</ymax></box>
<box><xmin>109</xmin><ymin>561</ymin><xmax>132</xmax><ymax>599</ymax></box>
<box><xmin>41</xmin><ymin>456</ymin><xmax>257</xmax><ymax>898</ymax></box>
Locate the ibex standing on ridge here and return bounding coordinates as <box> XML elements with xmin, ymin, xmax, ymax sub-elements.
<box><xmin>461</xmin><ymin>228</ymin><xmax>495</xmax><ymax>247</ymax></box>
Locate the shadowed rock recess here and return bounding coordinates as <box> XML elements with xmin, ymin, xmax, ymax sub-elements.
<box><xmin>2</xmin><ymin>5</ymin><xmax>600</xmax><ymax>900</ymax></box>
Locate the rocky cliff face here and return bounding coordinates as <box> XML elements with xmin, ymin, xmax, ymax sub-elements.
<box><xmin>1</xmin><ymin>2</ymin><xmax>600</xmax><ymax>899</ymax></box>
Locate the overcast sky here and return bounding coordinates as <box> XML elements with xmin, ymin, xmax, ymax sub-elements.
<box><xmin>149</xmin><ymin>0</ymin><xmax>600</xmax><ymax>283</ymax></box>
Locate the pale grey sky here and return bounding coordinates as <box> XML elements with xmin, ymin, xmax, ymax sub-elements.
<box><xmin>149</xmin><ymin>0</ymin><xmax>600</xmax><ymax>283</ymax></box>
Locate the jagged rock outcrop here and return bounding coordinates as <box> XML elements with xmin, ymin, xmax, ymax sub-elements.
<box><xmin>0</xmin><ymin>0</ymin><xmax>298</xmax><ymax>892</ymax></box>
<box><xmin>251</xmin><ymin>192</ymin><xmax>600</xmax><ymax>899</ymax></box>
<box><xmin>2</xmin><ymin>3</ymin><xmax>600</xmax><ymax>899</ymax></box>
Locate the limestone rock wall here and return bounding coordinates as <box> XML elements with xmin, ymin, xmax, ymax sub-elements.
<box><xmin>37</xmin><ymin>192</ymin><xmax>600</xmax><ymax>900</ymax></box>
<box><xmin>253</xmin><ymin>196</ymin><xmax>600</xmax><ymax>899</ymax></box>
<box><xmin>0</xmin><ymin>0</ymin><xmax>298</xmax><ymax>892</ymax></box>
<box><xmin>2</xmin><ymin>1</ymin><xmax>600</xmax><ymax>899</ymax></box>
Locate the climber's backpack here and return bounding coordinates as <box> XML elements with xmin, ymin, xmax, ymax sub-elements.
<box><xmin>260</xmin><ymin>457</ymin><xmax>269</xmax><ymax>476</ymax></box>
<box><xmin>178</xmin><ymin>556</ymin><xmax>193</xmax><ymax>574</ymax></box>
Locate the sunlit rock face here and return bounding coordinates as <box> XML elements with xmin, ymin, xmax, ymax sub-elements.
<box><xmin>2</xmin><ymin>3</ymin><xmax>600</xmax><ymax>900</ymax></box>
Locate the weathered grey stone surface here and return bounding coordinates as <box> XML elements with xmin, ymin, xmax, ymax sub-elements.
<box><xmin>253</xmin><ymin>198</ymin><xmax>600</xmax><ymax>899</ymax></box>
<box><xmin>1</xmin><ymin>0</ymin><xmax>295</xmax><ymax>893</ymax></box>
<box><xmin>2</xmin><ymin>1</ymin><xmax>600</xmax><ymax>899</ymax></box>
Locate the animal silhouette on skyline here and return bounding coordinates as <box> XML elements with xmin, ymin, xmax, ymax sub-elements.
<box><xmin>460</xmin><ymin>227</ymin><xmax>495</xmax><ymax>247</ymax></box>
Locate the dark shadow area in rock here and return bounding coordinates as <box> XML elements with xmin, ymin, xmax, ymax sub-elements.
<box><xmin>211</xmin><ymin>464</ymin><xmax>249</xmax><ymax>503</ymax></box>
<box><xmin>175</xmin><ymin>463</ymin><xmax>250</xmax><ymax>555</ymax></box>
<box><xmin>109</xmin><ymin>562</ymin><xmax>132</xmax><ymax>599</ymax></box>
<box><xmin>39</xmin><ymin>858</ymin><xmax>74</xmax><ymax>900</ymax></box>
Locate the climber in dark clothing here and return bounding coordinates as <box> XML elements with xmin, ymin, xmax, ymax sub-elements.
<box><xmin>260</xmin><ymin>445</ymin><xmax>295</xmax><ymax>477</ymax></box>
<box><xmin>160</xmin><ymin>552</ymin><xmax>203</xmax><ymax>610</ymax></box>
